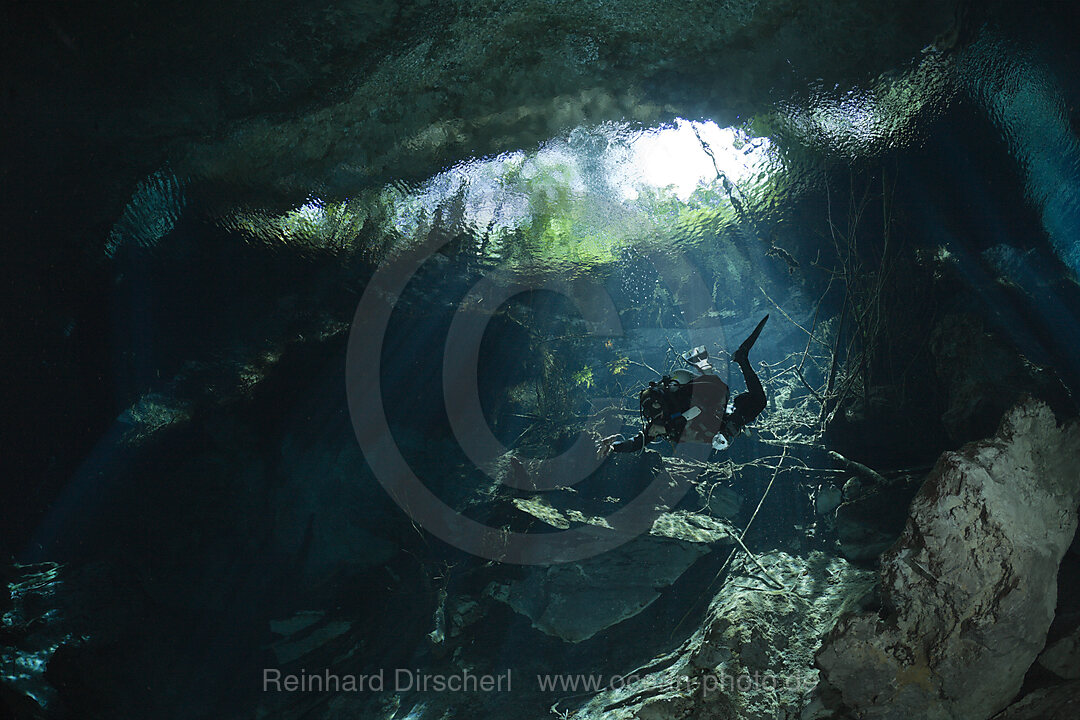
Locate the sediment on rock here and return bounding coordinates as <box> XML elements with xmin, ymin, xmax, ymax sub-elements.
<box><xmin>569</xmin><ymin>551</ymin><xmax>877</xmax><ymax>719</ymax></box>
<box><xmin>817</xmin><ymin>398</ymin><xmax>1080</xmax><ymax>720</ymax></box>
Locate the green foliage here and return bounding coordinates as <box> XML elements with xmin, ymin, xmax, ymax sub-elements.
<box><xmin>363</xmin><ymin>123</ymin><xmax>783</xmax><ymax>281</ymax></box>
<box><xmin>224</xmin><ymin>195</ymin><xmax>373</xmax><ymax>255</ymax></box>
<box><xmin>571</xmin><ymin>366</ymin><xmax>594</xmax><ymax>389</ymax></box>
<box><xmin>608</xmin><ymin>355</ymin><xmax>630</xmax><ymax>375</ymax></box>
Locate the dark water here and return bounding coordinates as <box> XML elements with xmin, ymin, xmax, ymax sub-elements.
<box><xmin>4</xmin><ymin>5</ymin><xmax>1080</xmax><ymax>720</ymax></box>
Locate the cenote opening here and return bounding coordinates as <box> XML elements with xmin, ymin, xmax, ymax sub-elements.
<box><xmin>3</xmin><ymin>2</ymin><xmax>1080</xmax><ymax>719</ymax></box>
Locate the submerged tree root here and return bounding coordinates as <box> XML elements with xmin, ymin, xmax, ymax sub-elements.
<box><xmin>671</xmin><ymin>447</ymin><xmax>790</xmax><ymax>637</ymax></box>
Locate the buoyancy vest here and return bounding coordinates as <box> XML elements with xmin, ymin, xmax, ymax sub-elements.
<box><xmin>639</xmin><ymin>374</ymin><xmax>729</xmax><ymax>444</ymax></box>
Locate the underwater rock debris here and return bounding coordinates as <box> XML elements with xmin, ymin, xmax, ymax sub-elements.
<box><xmin>569</xmin><ymin>551</ymin><xmax>876</xmax><ymax>719</ymax></box>
<box><xmin>817</xmin><ymin>398</ymin><xmax>1080</xmax><ymax>720</ymax></box>
<box><xmin>487</xmin><ymin>512</ymin><xmax>732</xmax><ymax>644</ymax></box>
<box><xmin>930</xmin><ymin>313</ymin><xmax>1075</xmax><ymax>443</ymax></box>
<box><xmin>988</xmin><ymin>680</ymin><xmax>1080</xmax><ymax>720</ymax></box>
<box><xmin>1038</xmin><ymin>626</ymin><xmax>1080</xmax><ymax>681</ymax></box>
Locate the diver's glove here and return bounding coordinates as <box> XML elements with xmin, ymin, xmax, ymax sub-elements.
<box><xmin>597</xmin><ymin>434</ymin><xmax>623</xmax><ymax>458</ymax></box>
<box><xmin>682</xmin><ymin>345</ymin><xmax>714</xmax><ymax>373</ymax></box>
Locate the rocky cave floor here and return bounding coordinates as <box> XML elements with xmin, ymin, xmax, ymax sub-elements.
<box><xmin>3</xmin><ymin>312</ymin><xmax>1080</xmax><ymax>720</ymax></box>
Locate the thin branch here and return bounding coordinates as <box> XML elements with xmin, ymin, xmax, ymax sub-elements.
<box><xmin>799</xmin><ymin>277</ymin><xmax>832</xmax><ymax>372</ymax></box>
<box><xmin>728</xmin><ymin>532</ymin><xmax>786</xmax><ymax>590</ymax></box>
<box><xmin>828</xmin><ymin>450</ymin><xmax>887</xmax><ymax>486</ymax></box>
<box><xmin>794</xmin><ymin>367</ymin><xmax>825</xmax><ymax>405</ymax></box>
<box><xmin>757</xmin><ymin>284</ymin><xmax>831</xmax><ymax>349</ymax></box>
<box><xmin>671</xmin><ymin>448</ymin><xmax>789</xmax><ymax>638</ymax></box>
<box><xmin>820</xmin><ymin>297</ymin><xmax>848</xmax><ymax>428</ymax></box>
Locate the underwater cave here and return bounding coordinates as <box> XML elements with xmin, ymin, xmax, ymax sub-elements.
<box><xmin>4</xmin><ymin>1</ymin><xmax>1080</xmax><ymax>718</ymax></box>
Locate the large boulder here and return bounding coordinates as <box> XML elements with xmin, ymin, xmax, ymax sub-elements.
<box><xmin>817</xmin><ymin>398</ymin><xmax>1080</xmax><ymax>720</ymax></box>
<box><xmin>487</xmin><ymin>510</ymin><xmax>733</xmax><ymax>643</ymax></box>
<box><xmin>835</xmin><ymin>474</ymin><xmax>922</xmax><ymax>564</ymax></box>
<box><xmin>569</xmin><ymin>551</ymin><xmax>877</xmax><ymax>719</ymax></box>
<box><xmin>275</xmin><ymin>368</ymin><xmax>406</xmax><ymax>583</ymax></box>
<box><xmin>989</xmin><ymin>681</ymin><xmax>1080</xmax><ymax>720</ymax></box>
<box><xmin>1039</xmin><ymin>625</ymin><xmax>1080</xmax><ymax>680</ymax></box>
<box><xmin>930</xmin><ymin>313</ymin><xmax>1074</xmax><ymax>443</ymax></box>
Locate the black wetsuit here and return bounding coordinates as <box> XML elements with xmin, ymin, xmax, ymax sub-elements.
<box><xmin>612</xmin><ymin>334</ymin><xmax>768</xmax><ymax>452</ymax></box>
<box><xmin>617</xmin><ymin>358</ymin><xmax>768</xmax><ymax>451</ymax></box>
<box><xmin>612</xmin><ymin>374</ymin><xmax>731</xmax><ymax>452</ymax></box>
<box><xmin>724</xmin><ymin>350</ymin><xmax>767</xmax><ymax>437</ymax></box>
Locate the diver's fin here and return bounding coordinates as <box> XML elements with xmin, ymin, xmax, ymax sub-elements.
<box><xmin>732</xmin><ymin>314</ymin><xmax>769</xmax><ymax>364</ymax></box>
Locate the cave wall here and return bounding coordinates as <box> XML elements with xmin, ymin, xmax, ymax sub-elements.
<box><xmin>3</xmin><ymin>3</ymin><xmax>1080</xmax><ymax>718</ymax></box>
<box><xmin>1</xmin><ymin>0</ymin><xmax>970</xmax><ymax>553</ymax></box>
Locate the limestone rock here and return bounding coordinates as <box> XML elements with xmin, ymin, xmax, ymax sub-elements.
<box><xmin>429</xmin><ymin>590</ymin><xmax>486</xmax><ymax>654</ymax></box>
<box><xmin>817</xmin><ymin>398</ymin><xmax>1080</xmax><ymax>720</ymax></box>
<box><xmin>510</xmin><ymin>496</ymin><xmax>613</xmax><ymax>531</ymax></box>
<box><xmin>270</xmin><ymin>619</ymin><xmax>353</xmax><ymax>666</ymax></box>
<box><xmin>649</xmin><ymin>511</ymin><xmax>734</xmax><ymax>545</ymax></box>
<box><xmin>1039</xmin><ymin>626</ymin><xmax>1080</xmax><ymax>680</ymax></box>
<box><xmin>989</xmin><ymin>681</ymin><xmax>1080</xmax><ymax>720</ymax></box>
<box><xmin>815</xmin><ymin>485</ymin><xmax>843</xmax><ymax>516</ymax></box>
<box><xmin>512</xmin><ymin>496</ymin><xmax>574</xmax><ymax>530</ymax></box>
<box><xmin>665</xmin><ymin>455</ymin><xmax>743</xmax><ymax>518</ymax></box>
<box><xmin>0</xmin><ymin>563</ymin><xmax>68</xmax><ymax>716</ymax></box>
<box><xmin>930</xmin><ymin>313</ymin><xmax>1074</xmax><ymax>443</ymax></box>
<box><xmin>570</xmin><ymin>551</ymin><xmax>877</xmax><ymax>719</ymax></box>
<box><xmin>487</xmin><ymin>512</ymin><xmax>731</xmax><ymax>643</ymax></box>
<box><xmin>275</xmin><ymin>384</ymin><xmax>405</xmax><ymax>581</ymax></box>
<box><xmin>834</xmin><ymin>476</ymin><xmax>921</xmax><ymax>563</ymax></box>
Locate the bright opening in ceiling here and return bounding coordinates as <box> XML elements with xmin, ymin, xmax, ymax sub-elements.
<box><xmin>217</xmin><ymin>119</ymin><xmax>778</xmax><ymax>268</ymax></box>
<box><xmin>392</xmin><ymin>118</ymin><xmax>776</xmax><ymax>236</ymax></box>
<box><xmin>621</xmin><ymin>119</ymin><xmax>772</xmax><ymax>201</ymax></box>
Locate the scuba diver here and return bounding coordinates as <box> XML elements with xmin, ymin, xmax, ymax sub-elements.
<box><xmin>598</xmin><ymin>315</ymin><xmax>769</xmax><ymax>456</ymax></box>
